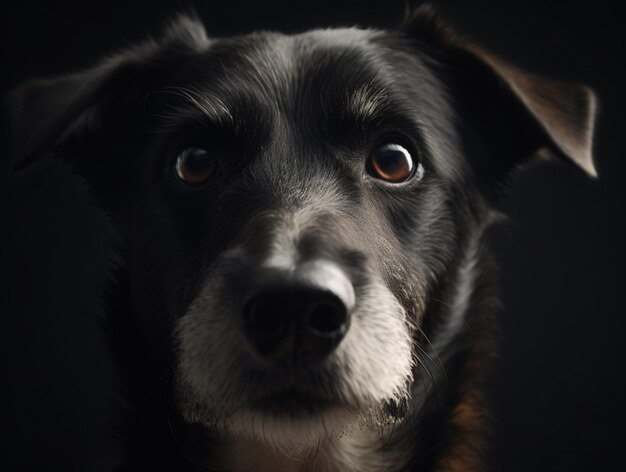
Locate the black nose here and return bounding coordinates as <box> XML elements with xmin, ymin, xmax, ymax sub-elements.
<box><xmin>241</xmin><ymin>263</ymin><xmax>353</xmax><ymax>364</ymax></box>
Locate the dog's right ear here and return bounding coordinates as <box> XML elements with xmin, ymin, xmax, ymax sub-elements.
<box><xmin>6</xmin><ymin>14</ymin><xmax>210</xmax><ymax>172</ymax></box>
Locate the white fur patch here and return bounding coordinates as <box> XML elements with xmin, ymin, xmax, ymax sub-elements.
<box><xmin>175</xmin><ymin>238</ymin><xmax>413</xmax><ymax>453</ymax></box>
<box><xmin>175</xmin><ymin>255</ymin><xmax>413</xmax><ymax>440</ymax></box>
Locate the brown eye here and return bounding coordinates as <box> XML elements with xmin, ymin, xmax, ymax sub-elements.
<box><xmin>174</xmin><ymin>147</ymin><xmax>217</xmax><ymax>185</ymax></box>
<box><xmin>368</xmin><ymin>143</ymin><xmax>416</xmax><ymax>183</ymax></box>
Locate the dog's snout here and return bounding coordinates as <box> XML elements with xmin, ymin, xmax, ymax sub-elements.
<box><xmin>241</xmin><ymin>261</ymin><xmax>354</xmax><ymax>364</ymax></box>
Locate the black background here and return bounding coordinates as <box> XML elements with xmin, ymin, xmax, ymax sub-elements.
<box><xmin>1</xmin><ymin>1</ymin><xmax>624</xmax><ymax>470</ymax></box>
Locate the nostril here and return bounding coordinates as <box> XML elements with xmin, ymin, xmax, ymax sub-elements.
<box><xmin>243</xmin><ymin>297</ymin><xmax>288</xmax><ymax>337</ymax></box>
<box><xmin>306</xmin><ymin>296</ymin><xmax>348</xmax><ymax>337</ymax></box>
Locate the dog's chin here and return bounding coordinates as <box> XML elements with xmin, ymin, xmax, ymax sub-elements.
<box><xmin>179</xmin><ymin>392</ymin><xmax>393</xmax><ymax>447</ymax></box>
<box><xmin>251</xmin><ymin>390</ymin><xmax>338</xmax><ymax>418</ymax></box>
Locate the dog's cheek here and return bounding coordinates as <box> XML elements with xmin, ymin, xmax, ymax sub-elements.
<box><xmin>174</xmin><ymin>280</ymin><xmax>249</xmax><ymax>422</ymax></box>
<box><xmin>334</xmin><ymin>279</ymin><xmax>414</xmax><ymax>406</ymax></box>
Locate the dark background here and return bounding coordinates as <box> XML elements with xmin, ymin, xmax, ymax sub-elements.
<box><xmin>1</xmin><ymin>1</ymin><xmax>624</xmax><ymax>470</ymax></box>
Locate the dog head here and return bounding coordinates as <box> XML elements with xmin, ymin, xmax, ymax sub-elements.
<box><xmin>7</xmin><ymin>6</ymin><xmax>596</xmax><ymax>449</ymax></box>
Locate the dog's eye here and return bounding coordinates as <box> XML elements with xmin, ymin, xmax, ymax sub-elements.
<box><xmin>368</xmin><ymin>143</ymin><xmax>415</xmax><ymax>183</ymax></box>
<box><xmin>174</xmin><ymin>147</ymin><xmax>217</xmax><ymax>185</ymax></box>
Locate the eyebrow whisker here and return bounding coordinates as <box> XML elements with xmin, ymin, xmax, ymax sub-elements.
<box><xmin>156</xmin><ymin>85</ymin><xmax>235</xmax><ymax>127</ymax></box>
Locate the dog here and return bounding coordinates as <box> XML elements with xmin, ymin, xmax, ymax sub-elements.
<box><xmin>6</xmin><ymin>5</ymin><xmax>596</xmax><ymax>471</ymax></box>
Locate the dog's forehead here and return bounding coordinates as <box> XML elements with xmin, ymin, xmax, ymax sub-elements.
<box><xmin>187</xmin><ymin>28</ymin><xmax>407</xmax><ymax>108</ymax></box>
<box><xmin>210</xmin><ymin>28</ymin><xmax>382</xmax><ymax>75</ymax></box>
<box><xmin>171</xmin><ymin>27</ymin><xmax>449</xmax><ymax>137</ymax></box>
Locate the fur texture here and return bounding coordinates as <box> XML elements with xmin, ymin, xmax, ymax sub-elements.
<box><xmin>7</xmin><ymin>5</ymin><xmax>596</xmax><ymax>471</ymax></box>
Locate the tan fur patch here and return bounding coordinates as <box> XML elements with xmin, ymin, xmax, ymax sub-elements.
<box><xmin>435</xmin><ymin>392</ymin><xmax>486</xmax><ymax>472</ymax></box>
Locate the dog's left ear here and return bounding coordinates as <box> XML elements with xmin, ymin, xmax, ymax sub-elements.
<box><xmin>6</xmin><ymin>13</ymin><xmax>210</xmax><ymax>172</ymax></box>
<box><xmin>404</xmin><ymin>6</ymin><xmax>597</xmax><ymax>180</ymax></box>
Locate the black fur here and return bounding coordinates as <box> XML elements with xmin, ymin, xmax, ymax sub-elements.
<box><xmin>5</xmin><ymin>6</ymin><xmax>596</xmax><ymax>471</ymax></box>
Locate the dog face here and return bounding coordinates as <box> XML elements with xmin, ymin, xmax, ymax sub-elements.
<box><xmin>7</xmin><ymin>7</ymin><xmax>596</xmax><ymax>450</ymax></box>
<box><xmin>168</xmin><ymin>28</ymin><xmax>461</xmax><ymax>444</ymax></box>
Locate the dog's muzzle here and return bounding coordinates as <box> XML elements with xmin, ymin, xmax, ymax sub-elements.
<box><xmin>240</xmin><ymin>260</ymin><xmax>355</xmax><ymax>366</ymax></box>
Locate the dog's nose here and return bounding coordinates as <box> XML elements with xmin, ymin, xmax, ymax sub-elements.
<box><xmin>241</xmin><ymin>261</ymin><xmax>354</xmax><ymax>364</ymax></box>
